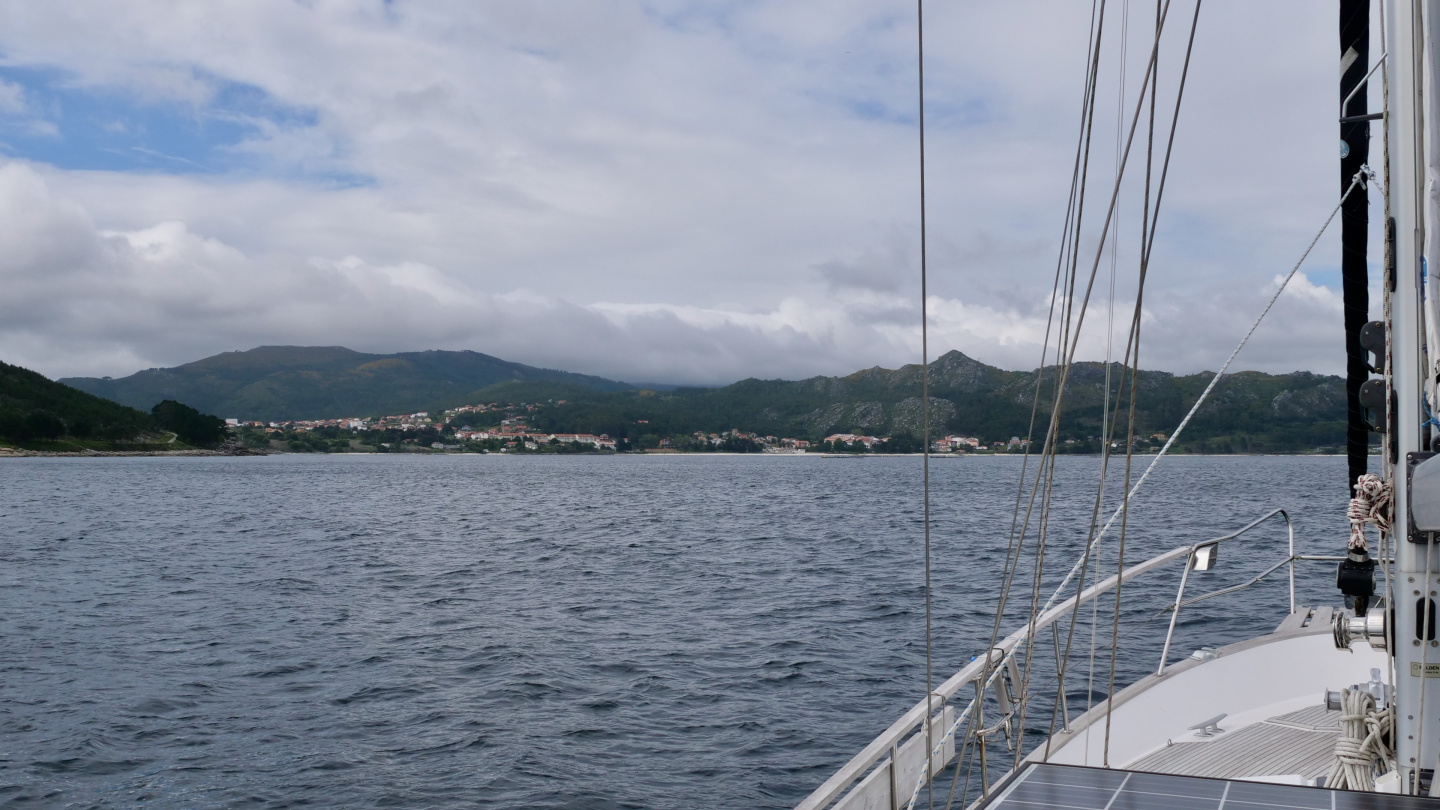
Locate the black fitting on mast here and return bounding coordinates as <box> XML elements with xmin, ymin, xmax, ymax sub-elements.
<box><xmin>1337</xmin><ymin>554</ymin><xmax>1377</xmax><ymax>615</ymax></box>
<box><xmin>1341</xmin><ymin>0</ymin><xmax>1373</xmax><ymax>497</ymax></box>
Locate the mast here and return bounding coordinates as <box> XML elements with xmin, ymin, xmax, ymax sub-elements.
<box><xmin>1343</xmin><ymin>0</ymin><xmax>1373</xmax><ymax>497</ymax></box>
<box><xmin>1385</xmin><ymin>0</ymin><xmax>1435</xmax><ymax>794</ymax></box>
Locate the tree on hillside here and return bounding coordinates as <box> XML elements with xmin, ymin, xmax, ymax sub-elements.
<box><xmin>69</xmin><ymin>416</ymin><xmax>94</xmax><ymax>438</ymax></box>
<box><xmin>25</xmin><ymin>411</ymin><xmax>65</xmax><ymax>441</ymax></box>
<box><xmin>881</xmin><ymin>433</ymin><xmax>921</xmax><ymax>454</ymax></box>
<box><xmin>102</xmin><ymin>422</ymin><xmax>135</xmax><ymax>447</ymax></box>
<box><xmin>0</xmin><ymin>412</ymin><xmax>25</xmax><ymax>441</ymax></box>
<box><xmin>151</xmin><ymin>400</ymin><xmax>227</xmax><ymax>447</ymax></box>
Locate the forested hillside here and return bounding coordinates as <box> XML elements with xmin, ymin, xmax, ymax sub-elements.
<box><xmin>469</xmin><ymin>351</ymin><xmax>1349</xmax><ymax>453</ymax></box>
<box><xmin>0</xmin><ymin>360</ymin><xmax>152</xmax><ymax>443</ymax></box>
<box><xmin>53</xmin><ymin>345</ymin><xmax>1354</xmax><ymax>453</ymax></box>
<box><xmin>0</xmin><ymin>361</ymin><xmax>231</xmax><ymax>449</ymax></box>
<box><xmin>61</xmin><ymin>346</ymin><xmax>634</xmax><ymax>422</ymax></box>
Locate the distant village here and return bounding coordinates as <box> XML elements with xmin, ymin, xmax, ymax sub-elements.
<box><xmin>227</xmin><ymin>399</ymin><xmax>1049</xmax><ymax>454</ymax></box>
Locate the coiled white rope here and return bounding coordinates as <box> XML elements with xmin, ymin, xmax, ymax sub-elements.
<box><xmin>1327</xmin><ymin>688</ymin><xmax>1395</xmax><ymax>791</ymax></box>
<box><xmin>1348</xmin><ymin>473</ymin><xmax>1393</xmax><ymax>553</ymax></box>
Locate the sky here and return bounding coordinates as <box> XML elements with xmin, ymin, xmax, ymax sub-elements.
<box><xmin>0</xmin><ymin>1</ymin><xmax>1378</xmax><ymax>385</ymax></box>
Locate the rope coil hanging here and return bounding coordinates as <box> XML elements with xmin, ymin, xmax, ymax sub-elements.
<box><xmin>1347</xmin><ymin>472</ymin><xmax>1393</xmax><ymax>553</ymax></box>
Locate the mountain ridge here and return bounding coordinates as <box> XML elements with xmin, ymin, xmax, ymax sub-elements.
<box><xmin>60</xmin><ymin>346</ymin><xmax>1350</xmax><ymax>452</ymax></box>
<box><xmin>507</xmin><ymin>351</ymin><xmax>1348</xmax><ymax>452</ymax></box>
<box><xmin>61</xmin><ymin>345</ymin><xmax>634</xmax><ymax>422</ymax></box>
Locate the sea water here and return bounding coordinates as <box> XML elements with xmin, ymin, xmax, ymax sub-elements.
<box><xmin>1</xmin><ymin>454</ymin><xmax>1354</xmax><ymax>808</ymax></box>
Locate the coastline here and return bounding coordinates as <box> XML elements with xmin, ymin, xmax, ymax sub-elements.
<box><xmin>0</xmin><ymin>447</ymin><xmax>269</xmax><ymax>458</ymax></box>
<box><xmin>0</xmin><ymin>448</ymin><xmax>1356</xmax><ymax>459</ymax></box>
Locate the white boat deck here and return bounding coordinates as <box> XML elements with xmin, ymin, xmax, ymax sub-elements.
<box><xmin>1127</xmin><ymin>703</ymin><xmax>1340</xmax><ymax>781</ymax></box>
<box><xmin>801</xmin><ymin>600</ymin><xmax>1387</xmax><ymax>810</ymax></box>
<box><xmin>1040</xmin><ymin>606</ymin><xmax>1386</xmax><ymax>785</ymax></box>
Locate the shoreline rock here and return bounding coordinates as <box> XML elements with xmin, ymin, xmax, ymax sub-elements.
<box><xmin>0</xmin><ymin>439</ymin><xmax>273</xmax><ymax>458</ymax></box>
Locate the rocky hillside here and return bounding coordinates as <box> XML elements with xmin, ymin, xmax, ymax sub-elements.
<box><xmin>516</xmin><ymin>350</ymin><xmax>1349</xmax><ymax>453</ymax></box>
<box><xmin>56</xmin><ymin>345</ymin><xmax>1350</xmax><ymax>452</ymax></box>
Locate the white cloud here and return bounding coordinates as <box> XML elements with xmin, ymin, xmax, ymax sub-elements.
<box><xmin>0</xmin><ymin>2</ymin><xmax>1371</xmax><ymax>385</ymax></box>
<box><xmin>0</xmin><ymin>78</ymin><xmax>26</xmax><ymax>114</ymax></box>
<box><xmin>0</xmin><ymin>158</ymin><xmax>1350</xmax><ymax>386</ymax></box>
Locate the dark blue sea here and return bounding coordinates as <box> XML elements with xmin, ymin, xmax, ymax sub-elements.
<box><xmin>1</xmin><ymin>454</ymin><xmax>1355</xmax><ymax>808</ymax></box>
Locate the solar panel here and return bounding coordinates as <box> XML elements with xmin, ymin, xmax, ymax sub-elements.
<box><xmin>973</xmin><ymin>762</ymin><xmax>1440</xmax><ymax>810</ymax></box>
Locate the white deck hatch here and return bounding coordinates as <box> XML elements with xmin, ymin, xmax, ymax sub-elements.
<box><xmin>977</xmin><ymin>763</ymin><xmax>1440</xmax><ymax>810</ymax></box>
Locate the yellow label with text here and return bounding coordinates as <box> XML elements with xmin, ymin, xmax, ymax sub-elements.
<box><xmin>1410</xmin><ymin>663</ymin><xmax>1440</xmax><ymax>677</ymax></box>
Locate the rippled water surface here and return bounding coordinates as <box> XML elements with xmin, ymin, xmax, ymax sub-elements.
<box><xmin>1</xmin><ymin>454</ymin><xmax>1357</xmax><ymax>808</ymax></box>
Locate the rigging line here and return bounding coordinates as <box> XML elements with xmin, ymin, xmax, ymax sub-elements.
<box><xmin>1028</xmin><ymin>0</ymin><xmax>1214</xmax><ymax>629</ymax></box>
<box><xmin>1044</xmin><ymin>273</ymin><xmax>1144</xmax><ymax>760</ymax></box>
<box><xmin>1103</xmin><ymin>0</ymin><xmax>1164</xmax><ymax>766</ymax></box>
<box><xmin>943</xmin><ymin>707</ymin><xmax>973</xmax><ymax>809</ymax></box>
<box><xmin>1002</xmin><ymin>0</ymin><xmax>1176</xmax><ymax>765</ymax></box>
<box><xmin>1013</xmin><ymin>455</ymin><xmax>1061</xmax><ymax>767</ymax></box>
<box><xmin>1048</xmin><ymin>0</ymin><xmax>1192</xmax><ymax>763</ymax></box>
<box><xmin>1084</xmin><ymin>527</ymin><xmax>1102</xmax><ymax>715</ymax></box>
<box><xmin>1040</xmin><ymin>167</ymin><xmax>1363</xmax><ymax>627</ymax></box>
<box><xmin>994</xmin><ymin>0</ymin><xmax>1110</xmax><ymax>689</ymax></box>
<box><xmin>915</xmin><ymin>1</ymin><xmax>934</xmax><ymax>807</ymax></box>
<box><xmin>1047</xmin><ymin>0</ymin><xmax>1174</xmax><ymax>433</ymax></box>
<box><xmin>1376</xmin><ymin>0</ymin><xmax>1398</xmax><ymax>778</ymax></box>
<box><xmin>1109</xmin><ymin>0</ymin><xmax>1160</xmax><ymax>730</ymax></box>
<box><xmin>943</xmin><ymin>681</ymin><xmax>982</xmax><ymax>810</ymax></box>
<box><xmin>1016</xmin><ymin>367</ymin><xmax>1084</xmax><ymax>744</ymax></box>
<box><xmin>984</xmin><ymin>0</ymin><xmax>1105</xmax><ymax>732</ymax></box>
<box><xmin>1103</xmin><ymin>0</ymin><xmax>1131</xmax><ymax>452</ymax></box>
<box><xmin>1143</xmin><ymin>0</ymin><xmax>1159</xmax><ymax>351</ymax></box>
<box><xmin>1022</xmin><ymin>0</ymin><xmax>1133</xmax><ymax>741</ymax></box>
<box><xmin>1008</xmin><ymin>74</ymin><xmax>1094</xmax><ymax>732</ymax></box>
<box><xmin>1057</xmin><ymin>21</ymin><xmax>1111</xmax><ymax>386</ymax></box>
<box><xmin>1007</xmin><ymin>0</ymin><xmax>1151</xmax><ymax>764</ymax></box>
<box><xmin>983</xmin><ymin>0</ymin><xmax>1120</xmax><ymax>786</ymax></box>
<box><xmin>979</xmin><ymin>72</ymin><xmax>1104</xmax><ymax>796</ymax></box>
<box><xmin>1010</xmin><ymin>0</ymin><xmax>1177</xmax><ymax>640</ymax></box>
<box><xmin>1025</xmin><ymin>45</ymin><xmax>1157</xmax><ymax>789</ymax></box>
<box><xmin>1137</xmin><ymin>0</ymin><xmax>1198</xmax><ymax>275</ymax></box>
<box><xmin>1039</xmin><ymin>0</ymin><xmax>1110</xmax><ymax>440</ymax></box>
<box><xmin>1078</xmin><ymin>320</ymin><xmax>1152</xmax><ymax>744</ymax></box>
<box><xmin>1105</xmin><ymin>275</ymin><xmax>1147</xmax><ymax>767</ymax></box>
<box><xmin>1069</xmin><ymin>297</ymin><xmax>1151</xmax><ymax>765</ymax></box>
<box><xmin>1042</xmin><ymin>0</ymin><xmax>1136</xmax><ymax>750</ymax></box>
<box><xmin>1044</xmin><ymin>285</ymin><xmax>1142</xmax><ymax>750</ymax></box>
<box><xmin>1018</xmin><ymin>0</ymin><xmax>1111</xmax><ymax>537</ymax></box>
<box><xmin>968</xmin><ymin>2</ymin><xmax>1106</xmax><ymax>795</ymax></box>
<box><xmin>1021</xmin><ymin>193</ymin><xmax>1122</xmax><ymax>728</ymax></box>
<box><xmin>1039</xmin><ymin>4</ymin><xmax>1200</xmax><ymax>741</ymax></box>
<box><xmin>1054</xmin><ymin>0</ymin><xmax>1198</xmax><ymax>762</ymax></box>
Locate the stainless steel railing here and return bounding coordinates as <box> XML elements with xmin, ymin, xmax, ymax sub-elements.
<box><xmin>1156</xmin><ymin>509</ymin><xmax>1293</xmax><ymax>674</ymax></box>
<box><xmin>795</xmin><ymin>507</ymin><xmax>1349</xmax><ymax>810</ymax></box>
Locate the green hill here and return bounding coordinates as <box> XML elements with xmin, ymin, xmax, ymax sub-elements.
<box><xmin>0</xmin><ymin>360</ymin><xmax>153</xmax><ymax>444</ymax></box>
<box><xmin>477</xmin><ymin>351</ymin><xmax>1349</xmax><ymax>453</ymax></box>
<box><xmin>52</xmin><ymin>345</ymin><xmax>1352</xmax><ymax>453</ymax></box>
<box><xmin>60</xmin><ymin>346</ymin><xmax>635</xmax><ymax>422</ymax></box>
